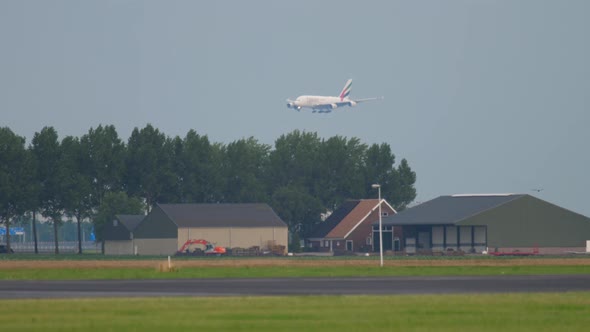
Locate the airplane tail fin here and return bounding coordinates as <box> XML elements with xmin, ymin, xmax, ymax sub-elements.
<box><xmin>339</xmin><ymin>79</ymin><xmax>352</xmax><ymax>101</ymax></box>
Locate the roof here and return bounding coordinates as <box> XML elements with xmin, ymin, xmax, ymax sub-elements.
<box><xmin>309</xmin><ymin>199</ymin><xmax>391</xmax><ymax>239</ymax></box>
<box><xmin>157</xmin><ymin>203</ymin><xmax>287</xmax><ymax>228</ymax></box>
<box><xmin>308</xmin><ymin>200</ymin><xmax>361</xmax><ymax>238</ymax></box>
<box><xmin>379</xmin><ymin>194</ymin><xmax>525</xmax><ymax>226</ymax></box>
<box><xmin>328</xmin><ymin>199</ymin><xmax>382</xmax><ymax>238</ymax></box>
<box><xmin>115</xmin><ymin>215</ymin><xmax>144</xmax><ymax>232</ymax></box>
<box><xmin>103</xmin><ymin>214</ymin><xmax>144</xmax><ymax>241</ymax></box>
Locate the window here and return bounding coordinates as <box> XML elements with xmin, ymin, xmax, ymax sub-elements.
<box><xmin>113</xmin><ymin>219</ymin><xmax>118</xmax><ymax>227</ymax></box>
<box><xmin>366</xmin><ymin>237</ymin><xmax>372</xmax><ymax>245</ymax></box>
<box><xmin>324</xmin><ymin>240</ymin><xmax>329</xmax><ymax>248</ymax></box>
<box><xmin>382</xmin><ymin>212</ymin><xmax>389</xmax><ymax>217</ymax></box>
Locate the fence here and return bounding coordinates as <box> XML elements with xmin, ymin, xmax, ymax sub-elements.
<box><xmin>9</xmin><ymin>241</ymin><xmax>101</xmax><ymax>254</ymax></box>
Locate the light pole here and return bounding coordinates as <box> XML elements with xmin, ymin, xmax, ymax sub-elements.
<box><xmin>372</xmin><ymin>184</ymin><xmax>383</xmax><ymax>267</ymax></box>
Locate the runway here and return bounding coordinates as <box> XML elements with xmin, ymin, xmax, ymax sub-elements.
<box><xmin>1</xmin><ymin>274</ymin><xmax>589</xmax><ymax>299</ymax></box>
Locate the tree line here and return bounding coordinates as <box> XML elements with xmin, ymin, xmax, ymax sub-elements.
<box><xmin>0</xmin><ymin>125</ymin><xmax>417</xmax><ymax>253</ymax></box>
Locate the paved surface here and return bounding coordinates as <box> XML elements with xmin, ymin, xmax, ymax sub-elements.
<box><xmin>1</xmin><ymin>275</ymin><xmax>590</xmax><ymax>299</ymax></box>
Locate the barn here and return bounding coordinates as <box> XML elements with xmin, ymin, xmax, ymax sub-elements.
<box><xmin>103</xmin><ymin>214</ymin><xmax>144</xmax><ymax>255</ymax></box>
<box><xmin>307</xmin><ymin>199</ymin><xmax>396</xmax><ymax>253</ymax></box>
<box><xmin>132</xmin><ymin>203</ymin><xmax>288</xmax><ymax>255</ymax></box>
<box><xmin>377</xmin><ymin>194</ymin><xmax>590</xmax><ymax>255</ymax></box>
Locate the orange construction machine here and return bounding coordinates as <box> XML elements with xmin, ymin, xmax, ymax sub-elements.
<box><xmin>177</xmin><ymin>239</ymin><xmax>226</xmax><ymax>256</ymax></box>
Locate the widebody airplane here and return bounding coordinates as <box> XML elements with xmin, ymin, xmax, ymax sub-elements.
<box><xmin>286</xmin><ymin>79</ymin><xmax>382</xmax><ymax>113</ymax></box>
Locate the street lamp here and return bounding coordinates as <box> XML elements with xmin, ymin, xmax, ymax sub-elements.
<box><xmin>372</xmin><ymin>184</ymin><xmax>383</xmax><ymax>267</ymax></box>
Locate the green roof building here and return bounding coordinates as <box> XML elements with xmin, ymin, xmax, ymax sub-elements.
<box><xmin>377</xmin><ymin>194</ymin><xmax>590</xmax><ymax>255</ymax></box>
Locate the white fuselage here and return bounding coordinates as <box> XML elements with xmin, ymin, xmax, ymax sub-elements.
<box><xmin>289</xmin><ymin>95</ymin><xmax>352</xmax><ymax>110</ymax></box>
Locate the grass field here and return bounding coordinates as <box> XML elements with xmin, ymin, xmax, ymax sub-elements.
<box><xmin>1</xmin><ymin>265</ymin><xmax>590</xmax><ymax>280</ymax></box>
<box><xmin>1</xmin><ymin>255</ymin><xmax>589</xmax><ymax>280</ymax></box>
<box><xmin>2</xmin><ymin>256</ymin><xmax>589</xmax><ymax>331</ymax></box>
<box><xmin>1</xmin><ymin>293</ymin><xmax>590</xmax><ymax>331</ymax></box>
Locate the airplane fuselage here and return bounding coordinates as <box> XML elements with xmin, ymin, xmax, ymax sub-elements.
<box><xmin>287</xmin><ymin>95</ymin><xmax>356</xmax><ymax>112</ymax></box>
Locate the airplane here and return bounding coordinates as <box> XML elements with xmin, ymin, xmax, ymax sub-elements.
<box><xmin>286</xmin><ymin>79</ymin><xmax>383</xmax><ymax>113</ymax></box>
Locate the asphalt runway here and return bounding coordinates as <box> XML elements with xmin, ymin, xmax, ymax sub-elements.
<box><xmin>1</xmin><ymin>274</ymin><xmax>590</xmax><ymax>299</ymax></box>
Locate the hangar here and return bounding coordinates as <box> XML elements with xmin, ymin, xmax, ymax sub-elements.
<box><xmin>376</xmin><ymin>194</ymin><xmax>590</xmax><ymax>255</ymax></box>
<box><xmin>103</xmin><ymin>214</ymin><xmax>144</xmax><ymax>255</ymax></box>
<box><xmin>132</xmin><ymin>203</ymin><xmax>288</xmax><ymax>255</ymax></box>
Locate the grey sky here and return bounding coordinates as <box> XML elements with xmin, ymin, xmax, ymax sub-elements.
<box><xmin>1</xmin><ymin>1</ymin><xmax>589</xmax><ymax>216</ymax></box>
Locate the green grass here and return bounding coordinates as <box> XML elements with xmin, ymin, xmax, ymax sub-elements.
<box><xmin>1</xmin><ymin>254</ymin><xmax>589</xmax><ymax>280</ymax></box>
<box><xmin>1</xmin><ymin>293</ymin><xmax>589</xmax><ymax>331</ymax></box>
<box><xmin>2</xmin><ymin>265</ymin><xmax>590</xmax><ymax>280</ymax></box>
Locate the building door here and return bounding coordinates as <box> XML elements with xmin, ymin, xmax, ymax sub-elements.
<box><xmin>418</xmin><ymin>232</ymin><xmax>431</xmax><ymax>250</ymax></box>
<box><xmin>473</xmin><ymin>226</ymin><xmax>487</xmax><ymax>253</ymax></box>
<box><xmin>346</xmin><ymin>240</ymin><xmax>353</xmax><ymax>251</ymax></box>
<box><xmin>393</xmin><ymin>237</ymin><xmax>401</xmax><ymax>251</ymax></box>
<box><xmin>373</xmin><ymin>232</ymin><xmax>380</xmax><ymax>252</ymax></box>
<box><xmin>382</xmin><ymin>233</ymin><xmax>393</xmax><ymax>251</ymax></box>
<box><xmin>373</xmin><ymin>225</ymin><xmax>394</xmax><ymax>252</ymax></box>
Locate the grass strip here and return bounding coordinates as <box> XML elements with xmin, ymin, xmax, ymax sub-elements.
<box><xmin>1</xmin><ymin>265</ymin><xmax>590</xmax><ymax>280</ymax></box>
<box><xmin>1</xmin><ymin>292</ymin><xmax>589</xmax><ymax>331</ymax></box>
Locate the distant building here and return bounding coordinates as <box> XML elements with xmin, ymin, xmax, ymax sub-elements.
<box><xmin>131</xmin><ymin>203</ymin><xmax>288</xmax><ymax>255</ymax></box>
<box><xmin>103</xmin><ymin>214</ymin><xmax>144</xmax><ymax>255</ymax></box>
<box><xmin>377</xmin><ymin>194</ymin><xmax>590</xmax><ymax>255</ymax></box>
<box><xmin>307</xmin><ymin>199</ymin><xmax>396</xmax><ymax>253</ymax></box>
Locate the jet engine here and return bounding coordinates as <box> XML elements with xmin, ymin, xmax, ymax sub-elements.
<box><xmin>330</xmin><ymin>103</ymin><xmax>338</xmax><ymax>109</ymax></box>
<box><xmin>348</xmin><ymin>101</ymin><xmax>357</xmax><ymax>107</ymax></box>
<box><xmin>287</xmin><ymin>102</ymin><xmax>301</xmax><ymax>111</ymax></box>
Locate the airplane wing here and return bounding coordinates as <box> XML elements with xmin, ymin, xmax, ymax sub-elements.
<box><xmin>352</xmin><ymin>97</ymin><xmax>384</xmax><ymax>103</ymax></box>
<box><xmin>314</xmin><ymin>97</ymin><xmax>384</xmax><ymax>109</ymax></box>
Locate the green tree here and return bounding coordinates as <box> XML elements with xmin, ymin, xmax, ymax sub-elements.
<box><xmin>31</xmin><ymin>127</ymin><xmax>64</xmax><ymax>254</ymax></box>
<box><xmin>0</xmin><ymin>127</ymin><xmax>34</xmax><ymax>253</ymax></box>
<box><xmin>126</xmin><ymin>124</ymin><xmax>176</xmax><ymax>212</ymax></box>
<box><xmin>363</xmin><ymin>143</ymin><xmax>416</xmax><ymax>211</ymax></box>
<box><xmin>24</xmin><ymin>146</ymin><xmax>41</xmax><ymax>253</ymax></box>
<box><xmin>268</xmin><ymin>130</ymin><xmax>322</xmax><ymax>191</ymax></box>
<box><xmin>389</xmin><ymin>158</ymin><xmax>417</xmax><ymax>210</ymax></box>
<box><xmin>167</xmin><ymin>135</ymin><xmax>184</xmax><ymax>202</ymax></box>
<box><xmin>175</xmin><ymin>130</ymin><xmax>219</xmax><ymax>203</ymax></box>
<box><xmin>318</xmin><ymin>136</ymin><xmax>367</xmax><ymax>209</ymax></box>
<box><xmin>267</xmin><ymin>132</ymin><xmax>417</xmax><ymax>236</ymax></box>
<box><xmin>363</xmin><ymin>143</ymin><xmax>396</xmax><ymax>188</ymax></box>
<box><xmin>222</xmin><ymin>137</ymin><xmax>270</xmax><ymax>203</ymax></box>
<box><xmin>80</xmin><ymin>125</ymin><xmax>126</xmax><ymax>208</ymax></box>
<box><xmin>271</xmin><ymin>184</ymin><xmax>324</xmax><ymax>237</ymax></box>
<box><xmin>93</xmin><ymin>191</ymin><xmax>144</xmax><ymax>250</ymax></box>
<box><xmin>266</xmin><ymin>131</ymin><xmax>324</xmax><ymax>236</ymax></box>
<box><xmin>61</xmin><ymin>136</ymin><xmax>93</xmax><ymax>254</ymax></box>
<box><xmin>208</xmin><ymin>142</ymin><xmax>228</xmax><ymax>202</ymax></box>
<box><xmin>2</xmin><ymin>124</ymin><xmax>418</xmax><ymax>250</ymax></box>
